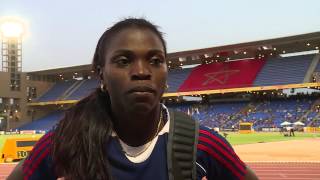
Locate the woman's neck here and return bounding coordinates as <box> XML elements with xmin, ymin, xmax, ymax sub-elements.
<box><xmin>112</xmin><ymin>104</ymin><xmax>163</xmax><ymax>146</ymax></box>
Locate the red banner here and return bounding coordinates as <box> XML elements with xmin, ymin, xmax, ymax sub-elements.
<box><xmin>178</xmin><ymin>59</ymin><xmax>266</xmax><ymax>92</ymax></box>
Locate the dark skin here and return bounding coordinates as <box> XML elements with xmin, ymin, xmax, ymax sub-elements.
<box><xmin>101</xmin><ymin>27</ymin><xmax>167</xmax><ymax>146</ymax></box>
<box><xmin>8</xmin><ymin>27</ymin><xmax>258</xmax><ymax>180</ymax></box>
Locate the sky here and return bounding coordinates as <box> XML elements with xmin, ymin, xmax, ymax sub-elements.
<box><xmin>0</xmin><ymin>0</ymin><xmax>320</xmax><ymax>72</ymax></box>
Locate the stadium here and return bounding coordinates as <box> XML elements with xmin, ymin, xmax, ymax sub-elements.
<box><xmin>1</xmin><ymin>29</ymin><xmax>320</xmax><ymax>179</ymax></box>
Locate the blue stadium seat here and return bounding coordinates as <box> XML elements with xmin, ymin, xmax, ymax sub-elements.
<box><xmin>254</xmin><ymin>55</ymin><xmax>314</xmax><ymax>86</ymax></box>
<box><xmin>37</xmin><ymin>80</ymin><xmax>76</xmax><ymax>102</ymax></box>
<box><xmin>65</xmin><ymin>79</ymin><xmax>99</xmax><ymax>100</ymax></box>
<box><xmin>314</xmin><ymin>60</ymin><xmax>320</xmax><ymax>72</ymax></box>
<box><xmin>167</xmin><ymin>96</ymin><xmax>316</xmax><ymax>129</ymax></box>
<box><xmin>18</xmin><ymin>111</ymin><xmax>64</xmax><ymax>131</ymax></box>
<box><xmin>167</xmin><ymin>68</ymin><xmax>193</xmax><ymax>92</ymax></box>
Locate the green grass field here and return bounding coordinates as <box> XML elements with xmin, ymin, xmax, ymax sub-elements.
<box><xmin>1</xmin><ymin>132</ymin><xmax>320</xmax><ymax>153</ymax></box>
<box><xmin>222</xmin><ymin>132</ymin><xmax>320</xmax><ymax>145</ymax></box>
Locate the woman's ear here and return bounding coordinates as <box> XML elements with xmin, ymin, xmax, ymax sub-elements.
<box><xmin>97</xmin><ymin>65</ymin><xmax>104</xmax><ymax>80</ymax></box>
<box><xmin>97</xmin><ymin>66</ymin><xmax>108</xmax><ymax>91</ymax></box>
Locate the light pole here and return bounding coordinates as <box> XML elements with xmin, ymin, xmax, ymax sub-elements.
<box><xmin>0</xmin><ymin>18</ymin><xmax>25</xmax><ymax>130</ymax></box>
<box><xmin>0</xmin><ymin>19</ymin><xmax>25</xmax><ymax>90</ymax></box>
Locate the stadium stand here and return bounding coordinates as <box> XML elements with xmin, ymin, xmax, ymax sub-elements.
<box><xmin>253</xmin><ymin>54</ymin><xmax>314</xmax><ymax>86</ymax></box>
<box><xmin>244</xmin><ymin>97</ymin><xmax>315</xmax><ymax>128</ymax></box>
<box><xmin>315</xmin><ymin>60</ymin><xmax>320</xmax><ymax>72</ymax></box>
<box><xmin>168</xmin><ymin>95</ymin><xmax>319</xmax><ymax>130</ymax></box>
<box><xmin>17</xmin><ymin>111</ymin><xmax>64</xmax><ymax>131</ymax></box>
<box><xmin>65</xmin><ymin>79</ymin><xmax>99</xmax><ymax>100</ymax></box>
<box><xmin>168</xmin><ymin>102</ymin><xmax>247</xmax><ymax>129</ymax></box>
<box><xmin>167</xmin><ymin>68</ymin><xmax>193</xmax><ymax>92</ymax></box>
<box><xmin>36</xmin><ymin>80</ymin><xmax>76</xmax><ymax>102</ymax></box>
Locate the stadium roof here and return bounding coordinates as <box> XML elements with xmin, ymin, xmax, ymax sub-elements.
<box><xmin>167</xmin><ymin>31</ymin><xmax>320</xmax><ymax>68</ymax></box>
<box><xmin>26</xmin><ymin>64</ymin><xmax>94</xmax><ymax>80</ymax></box>
<box><xmin>27</xmin><ymin>31</ymin><xmax>320</xmax><ymax>76</ymax></box>
<box><xmin>27</xmin><ymin>64</ymin><xmax>91</xmax><ymax>75</ymax></box>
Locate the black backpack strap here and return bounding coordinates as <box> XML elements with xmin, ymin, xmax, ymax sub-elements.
<box><xmin>167</xmin><ymin>110</ymin><xmax>199</xmax><ymax>180</ymax></box>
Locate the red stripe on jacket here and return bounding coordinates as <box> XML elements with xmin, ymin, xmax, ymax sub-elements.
<box><xmin>198</xmin><ymin>144</ymin><xmax>245</xmax><ymax>180</ymax></box>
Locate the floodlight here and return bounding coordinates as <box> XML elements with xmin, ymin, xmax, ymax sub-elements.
<box><xmin>0</xmin><ymin>21</ymin><xmax>24</xmax><ymax>38</ymax></box>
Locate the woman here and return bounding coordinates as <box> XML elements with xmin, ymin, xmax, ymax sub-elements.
<box><xmin>8</xmin><ymin>18</ymin><xmax>258</xmax><ymax>180</ymax></box>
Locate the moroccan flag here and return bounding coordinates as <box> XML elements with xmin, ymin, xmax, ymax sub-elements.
<box><xmin>178</xmin><ymin>59</ymin><xmax>266</xmax><ymax>92</ymax></box>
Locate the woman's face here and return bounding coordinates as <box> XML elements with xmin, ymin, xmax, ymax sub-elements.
<box><xmin>101</xmin><ymin>28</ymin><xmax>167</xmax><ymax>113</ymax></box>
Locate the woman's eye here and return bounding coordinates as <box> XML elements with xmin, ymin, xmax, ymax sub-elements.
<box><xmin>115</xmin><ymin>56</ymin><xmax>130</xmax><ymax>66</ymax></box>
<box><xmin>150</xmin><ymin>56</ymin><xmax>164</xmax><ymax>65</ymax></box>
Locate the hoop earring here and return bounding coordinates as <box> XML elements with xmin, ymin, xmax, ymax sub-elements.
<box><xmin>165</xmin><ymin>84</ymin><xmax>169</xmax><ymax>90</ymax></box>
<box><xmin>100</xmin><ymin>84</ymin><xmax>107</xmax><ymax>92</ymax></box>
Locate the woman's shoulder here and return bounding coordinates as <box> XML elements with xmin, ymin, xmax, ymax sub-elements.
<box><xmin>196</xmin><ymin>126</ymin><xmax>246</xmax><ymax>180</ymax></box>
<box><xmin>22</xmin><ymin>131</ymin><xmax>55</xmax><ymax>179</ymax></box>
<box><xmin>198</xmin><ymin>126</ymin><xmax>231</xmax><ymax>148</ymax></box>
<box><xmin>197</xmin><ymin>126</ymin><xmax>238</xmax><ymax>161</ymax></box>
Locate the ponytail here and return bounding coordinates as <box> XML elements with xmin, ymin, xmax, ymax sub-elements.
<box><xmin>52</xmin><ymin>89</ymin><xmax>113</xmax><ymax>179</ymax></box>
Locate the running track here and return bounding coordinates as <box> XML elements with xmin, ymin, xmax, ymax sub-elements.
<box><xmin>1</xmin><ymin>162</ymin><xmax>320</xmax><ymax>180</ymax></box>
